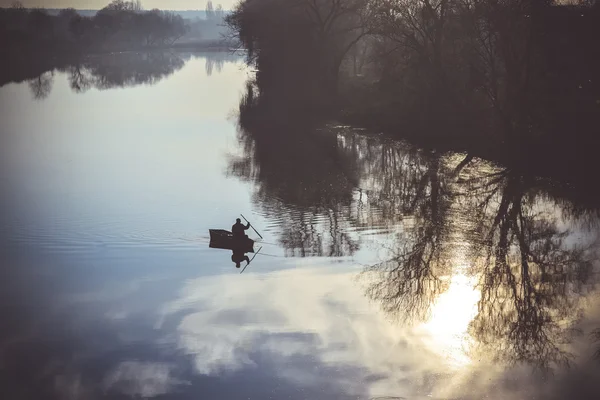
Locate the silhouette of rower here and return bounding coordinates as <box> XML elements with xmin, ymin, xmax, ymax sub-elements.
<box><xmin>232</xmin><ymin>218</ymin><xmax>250</xmax><ymax>238</ymax></box>
<box><xmin>232</xmin><ymin>249</ymin><xmax>250</xmax><ymax>268</ymax></box>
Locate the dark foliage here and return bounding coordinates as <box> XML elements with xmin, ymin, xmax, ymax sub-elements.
<box><xmin>226</xmin><ymin>0</ymin><xmax>600</xmax><ymax>196</ymax></box>
<box><xmin>225</xmin><ymin>0</ymin><xmax>372</xmax><ymax>110</ymax></box>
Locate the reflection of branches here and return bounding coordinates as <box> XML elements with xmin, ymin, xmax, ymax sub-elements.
<box><xmin>66</xmin><ymin>65</ymin><xmax>92</xmax><ymax>93</ymax></box>
<box><xmin>31</xmin><ymin>52</ymin><xmax>236</xmax><ymax>98</ymax></box>
<box><xmin>354</xmin><ymin>148</ymin><xmax>597</xmax><ymax>371</ymax></box>
<box><xmin>86</xmin><ymin>52</ymin><xmax>186</xmax><ymax>90</ymax></box>
<box><xmin>215</xmin><ymin>58</ymin><xmax>224</xmax><ymax>74</ymax></box>
<box><xmin>28</xmin><ymin>71</ymin><xmax>54</xmax><ymax>99</ymax></box>
<box><xmin>274</xmin><ymin>206</ymin><xmax>360</xmax><ymax>257</ymax></box>
<box><xmin>231</xmin><ymin>75</ymin><xmax>599</xmax><ymax>372</ymax></box>
<box><xmin>229</xmin><ymin>83</ymin><xmax>464</xmax><ymax>259</ymax></box>
<box><xmin>228</xmin><ymin>80</ymin><xmax>362</xmax><ymax>257</ymax></box>
<box><xmin>592</xmin><ymin>328</ymin><xmax>600</xmax><ymax>361</ymax></box>
<box><xmin>466</xmin><ymin>169</ymin><xmax>594</xmax><ymax>373</ymax></box>
<box><xmin>205</xmin><ymin>57</ymin><xmax>214</xmax><ymax>76</ymax></box>
<box><xmin>364</xmin><ymin>240</ymin><xmax>449</xmax><ymax>322</ymax></box>
<box><xmin>362</xmin><ymin>151</ymin><xmax>454</xmax><ymax>322</ymax></box>
<box><xmin>29</xmin><ymin>52</ymin><xmax>183</xmax><ymax>97</ymax></box>
<box><xmin>205</xmin><ymin>53</ymin><xmax>228</xmax><ymax>77</ymax></box>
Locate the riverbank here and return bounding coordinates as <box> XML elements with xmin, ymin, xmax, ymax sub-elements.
<box><xmin>223</xmin><ymin>0</ymin><xmax>600</xmax><ymax>208</ymax></box>
<box><xmin>334</xmin><ymin>77</ymin><xmax>600</xmax><ymax>210</ymax></box>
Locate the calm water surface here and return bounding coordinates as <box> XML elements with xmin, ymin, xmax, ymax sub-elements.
<box><xmin>1</xmin><ymin>52</ymin><xmax>599</xmax><ymax>399</ymax></box>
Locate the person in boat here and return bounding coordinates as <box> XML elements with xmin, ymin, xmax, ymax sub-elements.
<box><xmin>232</xmin><ymin>218</ymin><xmax>250</xmax><ymax>238</ymax></box>
<box><xmin>232</xmin><ymin>249</ymin><xmax>250</xmax><ymax>268</ymax></box>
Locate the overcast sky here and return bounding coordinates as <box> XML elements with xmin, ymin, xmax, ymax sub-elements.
<box><xmin>0</xmin><ymin>0</ymin><xmax>237</xmax><ymax>10</ymax></box>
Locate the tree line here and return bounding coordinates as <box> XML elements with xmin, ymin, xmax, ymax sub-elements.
<box><xmin>226</xmin><ymin>0</ymin><xmax>600</xmax><ymax>181</ymax></box>
<box><xmin>0</xmin><ymin>0</ymin><xmax>188</xmax><ymax>57</ymax></box>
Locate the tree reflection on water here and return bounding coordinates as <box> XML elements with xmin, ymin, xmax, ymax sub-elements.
<box><xmin>464</xmin><ymin>168</ymin><xmax>596</xmax><ymax>372</ymax></box>
<box><xmin>22</xmin><ymin>51</ymin><xmax>235</xmax><ymax>99</ymax></box>
<box><xmin>230</xmin><ymin>81</ymin><xmax>600</xmax><ymax>373</ymax></box>
<box><xmin>228</xmin><ymin>81</ymin><xmax>361</xmax><ymax>257</ymax></box>
<box><xmin>64</xmin><ymin>52</ymin><xmax>186</xmax><ymax>93</ymax></box>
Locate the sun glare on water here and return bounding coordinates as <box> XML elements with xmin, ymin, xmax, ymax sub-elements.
<box><xmin>421</xmin><ymin>266</ymin><xmax>480</xmax><ymax>368</ymax></box>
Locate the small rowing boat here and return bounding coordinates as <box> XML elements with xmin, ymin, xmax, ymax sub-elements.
<box><xmin>209</xmin><ymin>229</ymin><xmax>255</xmax><ymax>252</ymax></box>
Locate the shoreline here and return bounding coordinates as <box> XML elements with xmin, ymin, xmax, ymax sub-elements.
<box><xmin>331</xmin><ymin>80</ymin><xmax>600</xmax><ymax>209</ymax></box>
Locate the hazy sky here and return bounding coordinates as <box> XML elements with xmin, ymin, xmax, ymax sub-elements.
<box><xmin>0</xmin><ymin>0</ymin><xmax>237</xmax><ymax>10</ymax></box>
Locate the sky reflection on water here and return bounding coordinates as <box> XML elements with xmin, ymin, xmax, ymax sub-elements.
<box><xmin>0</xmin><ymin>51</ymin><xmax>599</xmax><ymax>400</ymax></box>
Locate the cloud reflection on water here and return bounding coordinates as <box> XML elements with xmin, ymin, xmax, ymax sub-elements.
<box><xmin>156</xmin><ymin>265</ymin><xmax>599</xmax><ymax>400</ymax></box>
<box><xmin>2</xmin><ymin>48</ymin><xmax>600</xmax><ymax>400</ymax></box>
<box><xmin>160</xmin><ymin>267</ymin><xmax>446</xmax><ymax>399</ymax></box>
<box><xmin>103</xmin><ymin>361</ymin><xmax>189</xmax><ymax>398</ymax></box>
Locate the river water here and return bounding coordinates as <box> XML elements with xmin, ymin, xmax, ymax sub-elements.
<box><xmin>0</xmin><ymin>51</ymin><xmax>599</xmax><ymax>400</ymax></box>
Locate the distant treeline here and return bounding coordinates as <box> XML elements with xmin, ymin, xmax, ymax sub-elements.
<box><xmin>226</xmin><ymin>0</ymin><xmax>600</xmax><ymax>186</ymax></box>
<box><xmin>2</xmin><ymin>1</ymin><xmax>184</xmax><ymax>54</ymax></box>
<box><xmin>0</xmin><ymin>0</ymin><xmax>231</xmax><ymax>83</ymax></box>
<box><xmin>0</xmin><ymin>1</ymin><xmax>230</xmax><ymax>54</ymax></box>
<box><xmin>40</xmin><ymin>1</ymin><xmax>230</xmax><ymax>41</ymax></box>
<box><xmin>43</xmin><ymin>8</ymin><xmax>223</xmax><ymax>20</ymax></box>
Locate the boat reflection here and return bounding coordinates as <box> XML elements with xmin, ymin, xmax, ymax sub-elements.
<box><xmin>209</xmin><ymin>228</ymin><xmax>255</xmax><ymax>269</ymax></box>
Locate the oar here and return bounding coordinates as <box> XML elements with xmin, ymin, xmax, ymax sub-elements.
<box><xmin>240</xmin><ymin>246</ymin><xmax>262</xmax><ymax>274</ymax></box>
<box><xmin>240</xmin><ymin>213</ymin><xmax>263</xmax><ymax>239</ymax></box>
